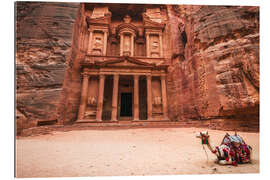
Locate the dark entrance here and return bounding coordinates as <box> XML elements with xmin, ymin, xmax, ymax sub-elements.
<box><xmin>120</xmin><ymin>93</ymin><xmax>133</xmax><ymax>117</ymax></box>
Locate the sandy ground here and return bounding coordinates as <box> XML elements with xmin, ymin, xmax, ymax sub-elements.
<box><xmin>16</xmin><ymin>128</ymin><xmax>259</xmax><ymax>178</ymax></box>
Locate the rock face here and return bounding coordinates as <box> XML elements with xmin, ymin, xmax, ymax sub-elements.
<box><xmin>16</xmin><ymin>2</ymin><xmax>79</xmax><ymax>134</ymax></box>
<box><xmin>16</xmin><ymin>3</ymin><xmax>259</xmax><ymax>134</ymax></box>
<box><xmin>166</xmin><ymin>5</ymin><xmax>259</xmax><ymax>131</ymax></box>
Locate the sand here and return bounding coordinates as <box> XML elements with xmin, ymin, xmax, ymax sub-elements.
<box><xmin>16</xmin><ymin>128</ymin><xmax>259</xmax><ymax>178</ymax></box>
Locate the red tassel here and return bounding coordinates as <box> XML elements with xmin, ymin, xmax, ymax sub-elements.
<box><xmin>232</xmin><ymin>161</ymin><xmax>237</xmax><ymax>166</ymax></box>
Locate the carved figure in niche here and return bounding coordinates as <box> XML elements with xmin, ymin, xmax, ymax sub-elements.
<box><xmin>152</xmin><ymin>41</ymin><xmax>159</xmax><ymax>50</ymax></box>
<box><xmin>123</xmin><ymin>35</ymin><xmax>131</xmax><ymax>56</ymax></box>
<box><xmin>150</xmin><ymin>35</ymin><xmax>160</xmax><ymax>57</ymax></box>
<box><xmin>94</xmin><ymin>37</ymin><xmax>103</xmax><ymax>49</ymax></box>
<box><xmin>153</xmin><ymin>96</ymin><xmax>162</xmax><ymax>105</ymax></box>
<box><xmin>92</xmin><ymin>32</ymin><xmax>103</xmax><ymax>55</ymax></box>
<box><xmin>123</xmin><ymin>15</ymin><xmax>132</xmax><ymax>23</ymax></box>
<box><xmin>87</xmin><ymin>96</ymin><xmax>97</xmax><ymax>106</ymax></box>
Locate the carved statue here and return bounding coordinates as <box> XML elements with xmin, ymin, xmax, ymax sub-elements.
<box><xmin>123</xmin><ymin>35</ymin><xmax>131</xmax><ymax>56</ymax></box>
<box><xmin>153</xmin><ymin>96</ymin><xmax>162</xmax><ymax>105</ymax></box>
<box><xmin>93</xmin><ymin>36</ymin><xmax>103</xmax><ymax>49</ymax></box>
<box><xmin>91</xmin><ymin>33</ymin><xmax>103</xmax><ymax>55</ymax></box>
<box><xmin>123</xmin><ymin>14</ymin><xmax>132</xmax><ymax>23</ymax></box>
<box><xmin>87</xmin><ymin>96</ymin><xmax>97</xmax><ymax>106</ymax></box>
<box><xmin>152</xmin><ymin>41</ymin><xmax>159</xmax><ymax>50</ymax></box>
<box><xmin>196</xmin><ymin>131</ymin><xmax>252</xmax><ymax>166</ymax></box>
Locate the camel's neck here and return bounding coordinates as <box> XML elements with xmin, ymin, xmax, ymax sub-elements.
<box><xmin>205</xmin><ymin>137</ymin><xmax>216</xmax><ymax>153</ymax></box>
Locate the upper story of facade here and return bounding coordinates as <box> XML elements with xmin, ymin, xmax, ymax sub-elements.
<box><xmin>84</xmin><ymin>4</ymin><xmax>168</xmax><ymax>60</ymax></box>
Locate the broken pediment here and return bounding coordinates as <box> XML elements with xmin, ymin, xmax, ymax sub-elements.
<box><xmin>91</xmin><ymin>6</ymin><xmax>110</xmax><ymax>19</ymax></box>
<box><xmin>142</xmin><ymin>8</ymin><xmax>165</xmax><ymax>28</ymax></box>
<box><xmin>86</xmin><ymin>6</ymin><xmax>111</xmax><ymax>25</ymax></box>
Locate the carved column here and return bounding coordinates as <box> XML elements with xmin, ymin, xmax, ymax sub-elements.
<box><xmin>120</xmin><ymin>34</ymin><xmax>124</xmax><ymax>56</ymax></box>
<box><xmin>159</xmin><ymin>33</ymin><xmax>163</xmax><ymax>58</ymax></box>
<box><xmin>103</xmin><ymin>31</ymin><xmax>108</xmax><ymax>56</ymax></box>
<box><xmin>78</xmin><ymin>74</ymin><xmax>90</xmax><ymax>120</ymax></box>
<box><xmin>161</xmin><ymin>75</ymin><xmax>168</xmax><ymax>119</ymax></box>
<box><xmin>111</xmin><ymin>74</ymin><xmax>119</xmax><ymax>121</ymax></box>
<box><xmin>131</xmin><ymin>34</ymin><xmax>134</xmax><ymax>57</ymax></box>
<box><xmin>133</xmin><ymin>75</ymin><xmax>139</xmax><ymax>121</ymax></box>
<box><xmin>87</xmin><ymin>31</ymin><xmax>93</xmax><ymax>54</ymax></box>
<box><xmin>146</xmin><ymin>33</ymin><xmax>150</xmax><ymax>57</ymax></box>
<box><xmin>146</xmin><ymin>75</ymin><xmax>152</xmax><ymax>120</ymax></box>
<box><xmin>96</xmin><ymin>74</ymin><xmax>105</xmax><ymax>121</ymax></box>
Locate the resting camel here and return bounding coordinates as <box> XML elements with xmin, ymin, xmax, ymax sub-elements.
<box><xmin>196</xmin><ymin>131</ymin><xmax>252</xmax><ymax>166</ymax></box>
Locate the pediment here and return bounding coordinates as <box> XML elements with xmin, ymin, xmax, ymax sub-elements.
<box><xmin>142</xmin><ymin>13</ymin><xmax>165</xmax><ymax>29</ymax></box>
<box><xmin>86</xmin><ymin>16</ymin><xmax>111</xmax><ymax>25</ymax></box>
<box><xmin>109</xmin><ymin>60</ymin><xmax>141</xmax><ymax>67</ymax></box>
<box><xmin>82</xmin><ymin>56</ymin><xmax>168</xmax><ymax>70</ymax></box>
<box><xmin>98</xmin><ymin>57</ymin><xmax>155</xmax><ymax>67</ymax></box>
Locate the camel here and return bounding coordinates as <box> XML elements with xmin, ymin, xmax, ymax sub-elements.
<box><xmin>196</xmin><ymin>131</ymin><xmax>252</xmax><ymax>166</ymax></box>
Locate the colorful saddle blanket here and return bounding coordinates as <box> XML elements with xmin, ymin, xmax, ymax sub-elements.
<box><xmin>219</xmin><ymin>134</ymin><xmax>251</xmax><ymax>166</ymax></box>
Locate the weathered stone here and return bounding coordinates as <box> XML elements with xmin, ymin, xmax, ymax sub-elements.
<box><xmin>167</xmin><ymin>5</ymin><xmax>259</xmax><ymax>131</ymax></box>
<box><xmin>16</xmin><ymin>2</ymin><xmax>79</xmax><ymax>134</ymax></box>
<box><xmin>16</xmin><ymin>3</ymin><xmax>259</xmax><ymax>134</ymax></box>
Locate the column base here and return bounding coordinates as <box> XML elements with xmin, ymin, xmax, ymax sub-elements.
<box><xmin>163</xmin><ymin>117</ymin><xmax>169</xmax><ymax>121</ymax></box>
<box><xmin>76</xmin><ymin>119</ymin><xmax>98</xmax><ymax>123</ymax></box>
<box><xmin>95</xmin><ymin>119</ymin><xmax>103</xmax><ymax>122</ymax></box>
<box><xmin>110</xmin><ymin>119</ymin><xmax>118</xmax><ymax>122</ymax></box>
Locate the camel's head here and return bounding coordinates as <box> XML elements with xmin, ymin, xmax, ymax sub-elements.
<box><xmin>195</xmin><ymin>131</ymin><xmax>209</xmax><ymax>139</ymax></box>
<box><xmin>196</xmin><ymin>131</ymin><xmax>210</xmax><ymax>145</ymax></box>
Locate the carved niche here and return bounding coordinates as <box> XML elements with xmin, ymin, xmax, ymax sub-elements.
<box><xmin>149</xmin><ymin>34</ymin><xmax>160</xmax><ymax>58</ymax></box>
<box><xmin>143</xmin><ymin>7</ymin><xmax>165</xmax><ymax>58</ymax></box>
<box><xmin>91</xmin><ymin>31</ymin><xmax>104</xmax><ymax>55</ymax></box>
<box><xmin>86</xmin><ymin>6</ymin><xmax>111</xmax><ymax>56</ymax></box>
<box><xmin>116</xmin><ymin>15</ymin><xmax>138</xmax><ymax>57</ymax></box>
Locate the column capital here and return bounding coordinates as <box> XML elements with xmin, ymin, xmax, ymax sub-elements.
<box><xmin>161</xmin><ymin>74</ymin><xmax>166</xmax><ymax>79</ymax></box>
<box><xmin>146</xmin><ymin>74</ymin><xmax>152</xmax><ymax>79</ymax></box>
<box><xmin>134</xmin><ymin>74</ymin><xmax>140</xmax><ymax>79</ymax></box>
<box><xmin>82</xmin><ymin>73</ymin><xmax>90</xmax><ymax>78</ymax></box>
<box><xmin>99</xmin><ymin>74</ymin><xmax>105</xmax><ymax>79</ymax></box>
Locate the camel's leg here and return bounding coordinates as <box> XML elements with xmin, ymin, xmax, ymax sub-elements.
<box><xmin>218</xmin><ymin>155</ymin><xmax>233</xmax><ymax>165</ymax></box>
<box><xmin>218</xmin><ymin>159</ymin><xmax>232</xmax><ymax>165</ymax></box>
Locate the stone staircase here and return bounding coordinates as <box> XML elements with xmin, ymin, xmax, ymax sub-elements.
<box><xmin>18</xmin><ymin>118</ymin><xmax>259</xmax><ymax>137</ymax></box>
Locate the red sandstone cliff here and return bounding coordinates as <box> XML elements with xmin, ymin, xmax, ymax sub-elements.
<box><xmin>16</xmin><ymin>3</ymin><xmax>259</xmax><ymax>134</ymax></box>
<box><xmin>167</xmin><ymin>5</ymin><xmax>259</xmax><ymax>131</ymax></box>
<box><xmin>16</xmin><ymin>2</ymin><xmax>79</xmax><ymax>134</ymax></box>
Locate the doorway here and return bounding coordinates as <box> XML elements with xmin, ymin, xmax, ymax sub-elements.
<box><xmin>120</xmin><ymin>93</ymin><xmax>133</xmax><ymax>117</ymax></box>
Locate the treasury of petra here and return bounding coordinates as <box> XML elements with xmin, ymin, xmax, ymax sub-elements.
<box><xmin>16</xmin><ymin>3</ymin><xmax>259</xmax><ymax>135</ymax></box>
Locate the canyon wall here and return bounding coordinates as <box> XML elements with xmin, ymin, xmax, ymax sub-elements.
<box><xmin>166</xmin><ymin>5</ymin><xmax>259</xmax><ymax>131</ymax></box>
<box><xmin>16</xmin><ymin>2</ymin><xmax>79</xmax><ymax>134</ymax></box>
<box><xmin>16</xmin><ymin>3</ymin><xmax>259</xmax><ymax>133</ymax></box>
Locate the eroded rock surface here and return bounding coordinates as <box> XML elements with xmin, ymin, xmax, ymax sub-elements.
<box><xmin>16</xmin><ymin>2</ymin><xmax>79</xmax><ymax>134</ymax></box>
<box><xmin>16</xmin><ymin>3</ymin><xmax>259</xmax><ymax>134</ymax></box>
<box><xmin>167</xmin><ymin>5</ymin><xmax>259</xmax><ymax>131</ymax></box>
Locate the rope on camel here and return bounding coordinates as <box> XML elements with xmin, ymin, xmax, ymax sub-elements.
<box><xmin>202</xmin><ymin>144</ymin><xmax>209</xmax><ymax>163</ymax></box>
